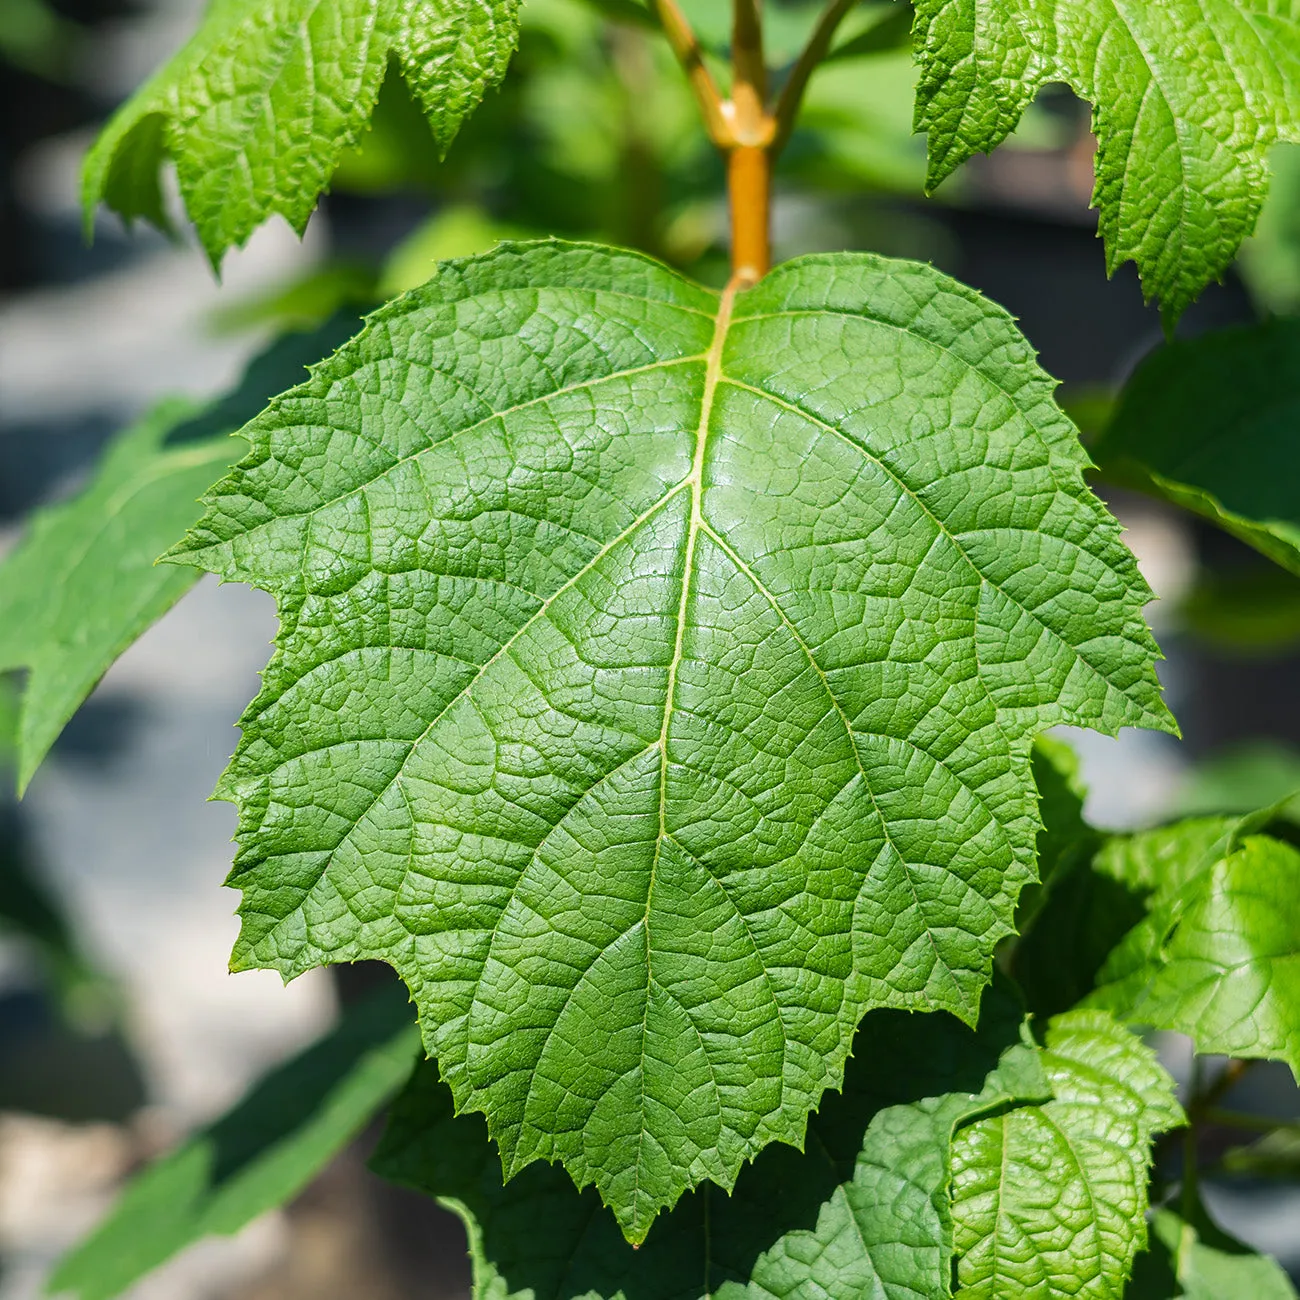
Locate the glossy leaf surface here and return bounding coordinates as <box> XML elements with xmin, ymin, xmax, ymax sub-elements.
<box><xmin>172</xmin><ymin>242</ymin><xmax>1169</xmax><ymax>1239</ymax></box>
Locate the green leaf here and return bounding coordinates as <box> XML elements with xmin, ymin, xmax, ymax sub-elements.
<box><xmin>1221</xmin><ymin>1126</ymin><xmax>1300</xmax><ymax>1179</ymax></box>
<box><xmin>171</xmin><ymin>241</ymin><xmax>1170</xmax><ymax>1241</ymax></box>
<box><xmin>911</xmin><ymin>0</ymin><xmax>1300</xmax><ymax>321</ymax></box>
<box><xmin>1094</xmin><ymin>318</ymin><xmax>1300</xmax><ymax>575</ymax></box>
<box><xmin>372</xmin><ymin>987</ymin><xmax>1049</xmax><ymax>1299</ymax></box>
<box><xmin>82</xmin><ymin>0</ymin><xmax>520</xmax><ymax>263</ymax></box>
<box><xmin>0</xmin><ymin>317</ymin><xmax>359</xmax><ymax>795</ymax></box>
<box><xmin>47</xmin><ymin>983</ymin><xmax>419</xmax><ymax>1300</ymax></box>
<box><xmin>951</xmin><ymin>1010</ymin><xmax>1183</xmax><ymax>1300</ymax></box>
<box><xmin>1128</xmin><ymin>1189</ymin><xmax>1298</xmax><ymax>1300</ymax></box>
<box><xmin>0</xmin><ymin>401</ymin><xmax>226</xmax><ymax>794</ymax></box>
<box><xmin>1090</xmin><ymin>835</ymin><xmax>1300</xmax><ymax>1075</ymax></box>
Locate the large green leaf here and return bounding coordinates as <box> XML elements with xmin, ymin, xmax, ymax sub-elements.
<box><xmin>1128</xmin><ymin>1190</ymin><xmax>1299</xmax><ymax>1300</ymax></box>
<box><xmin>0</xmin><ymin>318</ymin><xmax>358</xmax><ymax>794</ymax></box>
<box><xmin>372</xmin><ymin>987</ymin><xmax>1049</xmax><ymax>1299</ymax></box>
<box><xmin>1094</xmin><ymin>319</ymin><xmax>1300</xmax><ymax>575</ymax></box>
<box><xmin>48</xmin><ymin>983</ymin><xmax>418</xmax><ymax>1300</ymax></box>
<box><xmin>912</xmin><ymin>0</ymin><xmax>1300</xmax><ymax>320</ymax></box>
<box><xmin>170</xmin><ymin>241</ymin><xmax>1170</xmax><ymax>1240</ymax></box>
<box><xmin>83</xmin><ymin>0</ymin><xmax>519</xmax><ymax>263</ymax></box>
<box><xmin>1091</xmin><ymin>835</ymin><xmax>1300</xmax><ymax>1075</ymax></box>
<box><xmin>951</xmin><ymin>1010</ymin><xmax>1183</xmax><ymax>1300</ymax></box>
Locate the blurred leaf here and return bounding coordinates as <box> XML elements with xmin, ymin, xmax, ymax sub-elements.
<box><xmin>1179</xmin><ymin>567</ymin><xmax>1300</xmax><ymax>654</ymax></box>
<box><xmin>1128</xmin><ymin>1188</ymin><xmax>1298</xmax><ymax>1299</ymax></box>
<box><xmin>1173</xmin><ymin>742</ymin><xmax>1300</xmax><ymax>821</ymax></box>
<box><xmin>1221</xmin><ymin>1126</ymin><xmax>1300</xmax><ymax>1179</ymax></box>
<box><xmin>48</xmin><ymin>984</ymin><xmax>419</xmax><ymax>1300</ymax></box>
<box><xmin>210</xmin><ymin>264</ymin><xmax>378</xmax><ymax>335</ymax></box>
<box><xmin>1238</xmin><ymin>142</ymin><xmax>1300</xmax><ymax>316</ymax></box>
<box><xmin>1095</xmin><ymin>319</ymin><xmax>1300</xmax><ymax>576</ymax></box>
<box><xmin>1091</xmin><ymin>835</ymin><xmax>1300</xmax><ymax>1075</ymax></box>
<box><xmin>379</xmin><ymin>206</ymin><xmax>541</xmax><ymax>297</ymax></box>
<box><xmin>372</xmin><ymin>986</ymin><xmax>1049</xmax><ymax>1299</ymax></box>
<box><xmin>0</xmin><ymin>0</ymin><xmax>82</xmax><ymax>80</ymax></box>
<box><xmin>0</xmin><ymin>317</ymin><xmax>359</xmax><ymax>794</ymax></box>
<box><xmin>951</xmin><ymin>1011</ymin><xmax>1183</xmax><ymax>1300</ymax></box>
<box><xmin>824</xmin><ymin>2</ymin><xmax>913</xmax><ymax>62</ymax></box>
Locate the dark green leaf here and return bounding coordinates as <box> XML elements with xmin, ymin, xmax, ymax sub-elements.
<box><xmin>371</xmin><ymin>985</ymin><xmax>1048</xmax><ymax>1299</ymax></box>
<box><xmin>47</xmin><ymin>983</ymin><xmax>419</xmax><ymax>1300</ymax></box>
<box><xmin>1095</xmin><ymin>319</ymin><xmax>1300</xmax><ymax>575</ymax></box>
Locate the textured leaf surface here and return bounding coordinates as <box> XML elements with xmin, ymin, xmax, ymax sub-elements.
<box><xmin>0</xmin><ymin>318</ymin><xmax>357</xmax><ymax>794</ymax></box>
<box><xmin>1091</xmin><ymin>835</ymin><xmax>1300</xmax><ymax>1075</ymax></box>
<box><xmin>48</xmin><ymin>983</ymin><xmax>418</xmax><ymax>1300</ymax></box>
<box><xmin>83</xmin><ymin>0</ymin><xmax>519</xmax><ymax>262</ymax></box>
<box><xmin>1095</xmin><ymin>319</ymin><xmax>1300</xmax><ymax>575</ymax></box>
<box><xmin>173</xmin><ymin>241</ymin><xmax>1169</xmax><ymax>1239</ymax></box>
<box><xmin>950</xmin><ymin>1010</ymin><xmax>1182</xmax><ymax>1300</ymax></box>
<box><xmin>1128</xmin><ymin>1191</ymin><xmax>1299</xmax><ymax>1300</ymax></box>
<box><xmin>372</xmin><ymin>988</ymin><xmax>1049</xmax><ymax>1299</ymax></box>
<box><xmin>912</xmin><ymin>0</ymin><xmax>1300</xmax><ymax>320</ymax></box>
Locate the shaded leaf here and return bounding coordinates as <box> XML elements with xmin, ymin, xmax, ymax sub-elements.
<box><xmin>371</xmin><ymin>986</ymin><xmax>1049</xmax><ymax>1299</ymax></box>
<box><xmin>1091</xmin><ymin>835</ymin><xmax>1300</xmax><ymax>1076</ymax></box>
<box><xmin>82</xmin><ymin>0</ymin><xmax>521</xmax><ymax>263</ymax></box>
<box><xmin>171</xmin><ymin>241</ymin><xmax>1169</xmax><ymax>1241</ymax></box>
<box><xmin>47</xmin><ymin>983</ymin><xmax>419</xmax><ymax>1300</ymax></box>
<box><xmin>951</xmin><ymin>1010</ymin><xmax>1183</xmax><ymax>1300</ymax></box>
<box><xmin>1094</xmin><ymin>319</ymin><xmax>1300</xmax><ymax>574</ymax></box>
<box><xmin>1221</xmin><ymin>1126</ymin><xmax>1300</xmax><ymax>1179</ymax></box>
<box><xmin>912</xmin><ymin>0</ymin><xmax>1300</xmax><ymax>320</ymax></box>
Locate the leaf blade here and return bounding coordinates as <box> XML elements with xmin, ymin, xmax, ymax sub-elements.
<box><xmin>174</xmin><ymin>242</ymin><xmax>1170</xmax><ymax>1240</ymax></box>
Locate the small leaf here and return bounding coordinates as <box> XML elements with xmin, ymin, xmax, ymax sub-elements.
<box><xmin>1221</xmin><ymin>1126</ymin><xmax>1300</xmax><ymax>1179</ymax></box>
<box><xmin>951</xmin><ymin>1010</ymin><xmax>1183</xmax><ymax>1300</ymax></box>
<box><xmin>82</xmin><ymin>0</ymin><xmax>521</xmax><ymax>263</ymax></box>
<box><xmin>172</xmin><ymin>242</ymin><xmax>1170</xmax><ymax>1241</ymax></box>
<box><xmin>0</xmin><ymin>318</ymin><xmax>358</xmax><ymax>794</ymax></box>
<box><xmin>47</xmin><ymin>983</ymin><xmax>418</xmax><ymax>1300</ymax></box>
<box><xmin>1128</xmin><ymin>1188</ymin><xmax>1298</xmax><ymax>1300</ymax></box>
<box><xmin>1094</xmin><ymin>319</ymin><xmax>1300</xmax><ymax>575</ymax></box>
<box><xmin>1091</xmin><ymin>835</ymin><xmax>1300</xmax><ymax>1075</ymax></box>
<box><xmin>911</xmin><ymin>0</ymin><xmax>1300</xmax><ymax>321</ymax></box>
<box><xmin>371</xmin><ymin>987</ymin><xmax>1049</xmax><ymax>1299</ymax></box>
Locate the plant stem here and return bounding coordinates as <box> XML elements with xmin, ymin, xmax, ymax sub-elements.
<box><xmin>772</xmin><ymin>0</ymin><xmax>857</xmax><ymax>149</ymax></box>
<box><xmin>724</xmin><ymin>0</ymin><xmax>772</xmax><ymax>283</ymax></box>
<box><xmin>727</xmin><ymin>144</ymin><xmax>770</xmax><ymax>285</ymax></box>
<box><xmin>646</xmin><ymin>0</ymin><xmax>729</xmax><ymax>144</ymax></box>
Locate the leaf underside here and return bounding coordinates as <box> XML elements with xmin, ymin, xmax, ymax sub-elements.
<box><xmin>83</xmin><ymin>0</ymin><xmax>520</xmax><ymax>263</ymax></box>
<box><xmin>950</xmin><ymin>1010</ymin><xmax>1183</xmax><ymax>1300</ymax></box>
<box><xmin>171</xmin><ymin>241</ymin><xmax>1169</xmax><ymax>1240</ymax></box>
<box><xmin>912</xmin><ymin>0</ymin><xmax>1300</xmax><ymax>321</ymax></box>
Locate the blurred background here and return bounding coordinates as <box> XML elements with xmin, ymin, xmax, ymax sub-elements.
<box><xmin>2</xmin><ymin>0</ymin><xmax>1299</xmax><ymax>1293</ymax></box>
